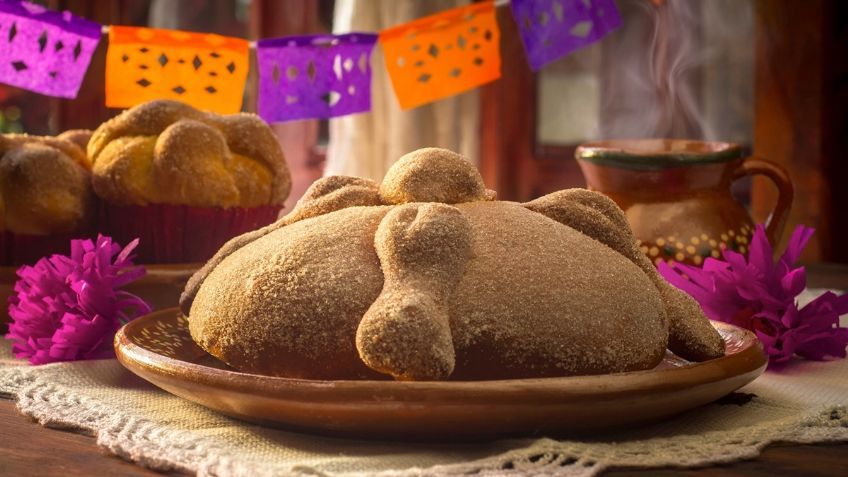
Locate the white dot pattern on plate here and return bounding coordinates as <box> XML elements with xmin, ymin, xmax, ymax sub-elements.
<box><xmin>137</xmin><ymin>313</ymin><xmax>192</xmax><ymax>358</ymax></box>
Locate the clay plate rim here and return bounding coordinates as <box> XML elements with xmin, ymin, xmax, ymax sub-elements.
<box><xmin>115</xmin><ymin>308</ymin><xmax>767</xmax><ymax>404</ymax></box>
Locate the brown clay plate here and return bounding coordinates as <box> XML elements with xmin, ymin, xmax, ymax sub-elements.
<box><xmin>115</xmin><ymin>308</ymin><xmax>767</xmax><ymax>440</ymax></box>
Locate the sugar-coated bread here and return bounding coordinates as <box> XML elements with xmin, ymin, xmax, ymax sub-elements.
<box><xmin>57</xmin><ymin>130</ymin><xmax>94</xmax><ymax>158</ymax></box>
<box><xmin>0</xmin><ymin>133</ymin><xmax>94</xmax><ymax>235</ymax></box>
<box><xmin>184</xmin><ymin>148</ymin><xmax>725</xmax><ymax>381</ymax></box>
<box><xmin>88</xmin><ymin>100</ymin><xmax>291</xmax><ymax>208</ymax></box>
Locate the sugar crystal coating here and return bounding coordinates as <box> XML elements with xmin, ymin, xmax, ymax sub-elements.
<box><xmin>89</xmin><ymin>99</ymin><xmax>291</xmax><ymax>207</ymax></box>
<box><xmin>0</xmin><ymin>132</ymin><xmax>94</xmax><ymax>235</ymax></box>
<box><xmin>187</xmin><ymin>147</ymin><xmax>724</xmax><ymax>380</ymax></box>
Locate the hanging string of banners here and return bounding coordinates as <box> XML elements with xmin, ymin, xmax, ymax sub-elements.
<box><xmin>0</xmin><ymin>0</ymin><xmax>621</xmax><ymax>120</ymax></box>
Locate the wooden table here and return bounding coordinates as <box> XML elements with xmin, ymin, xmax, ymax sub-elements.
<box><xmin>2</xmin><ymin>264</ymin><xmax>847</xmax><ymax>477</ymax></box>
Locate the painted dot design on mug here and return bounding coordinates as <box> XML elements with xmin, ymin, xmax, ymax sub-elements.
<box><xmin>639</xmin><ymin>224</ymin><xmax>753</xmax><ymax>267</ymax></box>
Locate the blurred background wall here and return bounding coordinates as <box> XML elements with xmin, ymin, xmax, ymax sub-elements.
<box><xmin>3</xmin><ymin>0</ymin><xmax>846</xmax><ymax>263</ymax></box>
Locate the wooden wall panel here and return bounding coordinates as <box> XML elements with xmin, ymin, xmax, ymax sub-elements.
<box><xmin>753</xmin><ymin>0</ymin><xmax>847</xmax><ymax>262</ymax></box>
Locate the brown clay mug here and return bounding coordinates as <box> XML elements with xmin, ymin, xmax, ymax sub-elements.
<box><xmin>575</xmin><ymin>139</ymin><xmax>793</xmax><ymax>267</ymax></box>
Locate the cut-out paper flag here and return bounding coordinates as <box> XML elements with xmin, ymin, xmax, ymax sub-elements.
<box><xmin>0</xmin><ymin>1</ymin><xmax>101</xmax><ymax>98</ymax></box>
<box><xmin>105</xmin><ymin>26</ymin><xmax>248</xmax><ymax>113</ymax></box>
<box><xmin>511</xmin><ymin>0</ymin><xmax>622</xmax><ymax>71</ymax></box>
<box><xmin>256</xmin><ymin>33</ymin><xmax>378</xmax><ymax>123</ymax></box>
<box><xmin>380</xmin><ymin>2</ymin><xmax>501</xmax><ymax>110</ymax></box>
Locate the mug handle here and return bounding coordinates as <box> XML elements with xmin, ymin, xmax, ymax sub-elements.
<box><xmin>732</xmin><ymin>156</ymin><xmax>794</xmax><ymax>245</ymax></box>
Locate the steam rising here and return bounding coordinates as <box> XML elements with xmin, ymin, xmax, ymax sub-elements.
<box><xmin>599</xmin><ymin>0</ymin><xmax>753</xmax><ymax>141</ymax></box>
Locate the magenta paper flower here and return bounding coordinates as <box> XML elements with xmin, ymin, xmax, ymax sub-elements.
<box><xmin>5</xmin><ymin>235</ymin><xmax>151</xmax><ymax>364</ymax></box>
<box><xmin>658</xmin><ymin>224</ymin><xmax>848</xmax><ymax>366</ymax></box>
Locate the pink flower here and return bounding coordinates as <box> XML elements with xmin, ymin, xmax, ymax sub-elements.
<box><xmin>5</xmin><ymin>235</ymin><xmax>151</xmax><ymax>364</ymax></box>
<box><xmin>658</xmin><ymin>225</ymin><xmax>848</xmax><ymax>367</ymax></box>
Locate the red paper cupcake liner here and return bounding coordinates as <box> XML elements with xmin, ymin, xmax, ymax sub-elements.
<box><xmin>98</xmin><ymin>203</ymin><xmax>282</xmax><ymax>264</ymax></box>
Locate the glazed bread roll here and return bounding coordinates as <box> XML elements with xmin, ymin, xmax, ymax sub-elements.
<box><xmin>0</xmin><ymin>131</ymin><xmax>94</xmax><ymax>235</ymax></box>
<box><xmin>88</xmin><ymin>100</ymin><xmax>291</xmax><ymax>208</ymax></box>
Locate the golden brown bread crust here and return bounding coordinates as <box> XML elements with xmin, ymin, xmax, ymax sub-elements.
<box><xmin>179</xmin><ymin>175</ymin><xmax>383</xmax><ymax>315</ymax></box>
<box><xmin>449</xmin><ymin>201</ymin><xmax>669</xmax><ymax>378</ymax></box>
<box><xmin>186</xmin><ymin>147</ymin><xmax>723</xmax><ymax>380</ymax></box>
<box><xmin>88</xmin><ymin>100</ymin><xmax>291</xmax><ymax>207</ymax></box>
<box><xmin>57</xmin><ymin>130</ymin><xmax>93</xmax><ymax>157</ymax></box>
<box><xmin>0</xmin><ymin>133</ymin><xmax>94</xmax><ymax>235</ymax></box>
<box><xmin>523</xmin><ymin>190</ymin><xmax>725</xmax><ymax>361</ymax></box>
<box><xmin>1</xmin><ymin>133</ymin><xmax>90</xmax><ymax>170</ymax></box>
<box><xmin>380</xmin><ymin>147</ymin><xmax>496</xmax><ymax>204</ymax></box>
<box><xmin>188</xmin><ymin>201</ymin><xmax>669</xmax><ymax>379</ymax></box>
<box><xmin>189</xmin><ymin>206</ymin><xmax>391</xmax><ymax>380</ymax></box>
<box><xmin>356</xmin><ymin>203</ymin><xmax>473</xmax><ymax>380</ymax></box>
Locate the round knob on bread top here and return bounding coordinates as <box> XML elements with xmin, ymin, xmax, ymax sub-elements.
<box><xmin>379</xmin><ymin>148</ymin><xmax>496</xmax><ymax>204</ymax></box>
